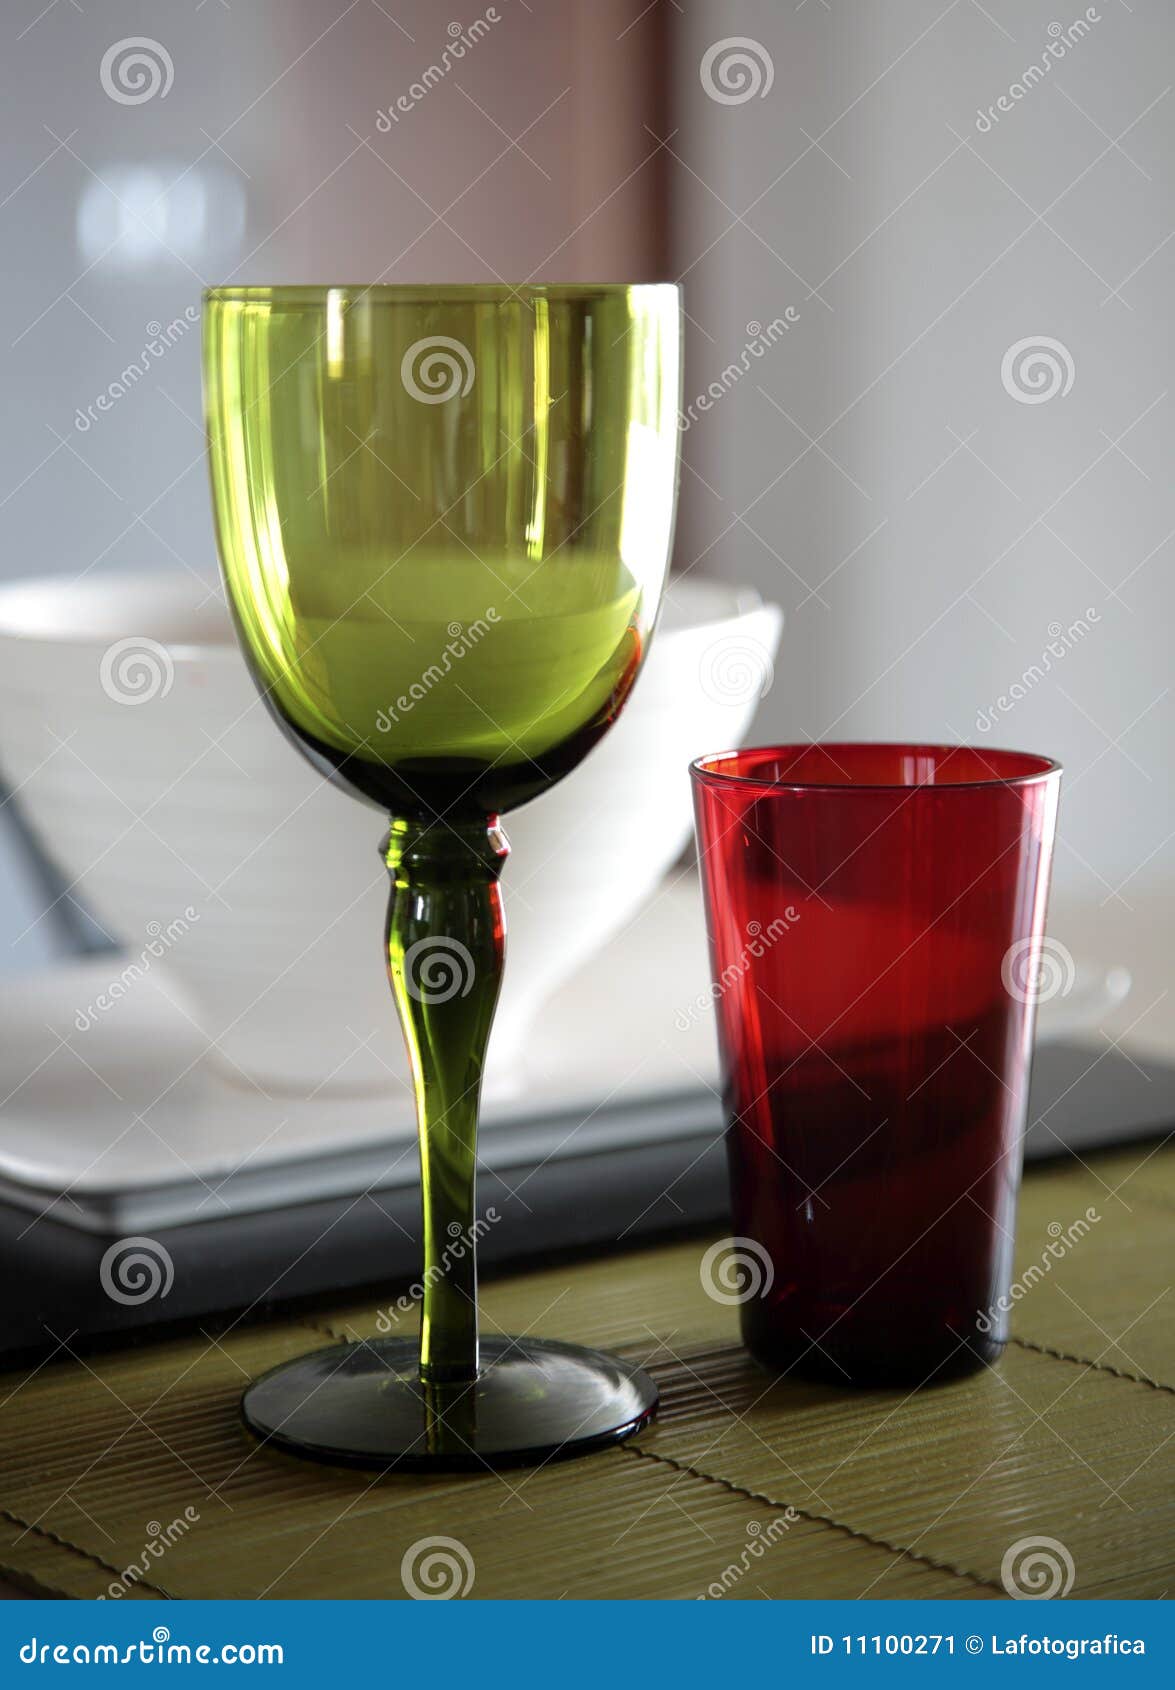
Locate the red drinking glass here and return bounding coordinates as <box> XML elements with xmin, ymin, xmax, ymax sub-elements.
<box><xmin>691</xmin><ymin>743</ymin><xmax>1062</xmax><ymax>1386</ymax></box>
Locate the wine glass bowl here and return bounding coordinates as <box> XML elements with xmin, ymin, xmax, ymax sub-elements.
<box><xmin>203</xmin><ymin>283</ymin><xmax>681</xmax><ymax>1467</ymax></box>
<box><xmin>204</xmin><ymin>284</ymin><xmax>680</xmax><ymax>819</ymax></box>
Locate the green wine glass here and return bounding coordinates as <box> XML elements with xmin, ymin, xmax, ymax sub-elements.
<box><xmin>203</xmin><ymin>283</ymin><xmax>681</xmax><ymax>1469</ymax></box>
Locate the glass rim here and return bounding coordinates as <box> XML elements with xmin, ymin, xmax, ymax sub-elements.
<box><xmin>203</xmin><ymin>282</ymin><xmax>680</xmax><ymax>305</ymax></box>
<box><xmin>690</xmin><ymin>743</ymin><xmax>1063</xmax><ymax>795</ymax></box>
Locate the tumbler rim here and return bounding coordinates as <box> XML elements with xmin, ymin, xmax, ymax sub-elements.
<box><xmin>690</xmin><ymin>742</ymin><xmax>1062</xmax><ymax>795</ymax></box>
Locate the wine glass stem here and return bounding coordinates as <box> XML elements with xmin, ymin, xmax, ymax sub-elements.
<box><xmin>384</xmin><ymin>816</ymin><xmax>508</xmax><ymax>1386</ymax></box>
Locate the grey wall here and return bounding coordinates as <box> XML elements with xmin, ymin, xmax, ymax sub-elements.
<box><xmin>672</xmin><ymin>0</ymin><xmax>1174</xmax><ymax>905</ymax></box>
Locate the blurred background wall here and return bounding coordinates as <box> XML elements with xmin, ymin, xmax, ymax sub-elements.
<box><xmin>671</xmin><ymin>0</ymin><xmax>1175</xmax><ymax>923</ymax></box>
<box><xmin>1</xmin><ymin>0</ymin><xmax>1173</xmax><ymax>972</ymax></box>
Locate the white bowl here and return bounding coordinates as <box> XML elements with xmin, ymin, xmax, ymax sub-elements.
<box><xmin>0</xmin><ymin>572</ymin><xmax>782</xmax><ymax>1096</ymax></box>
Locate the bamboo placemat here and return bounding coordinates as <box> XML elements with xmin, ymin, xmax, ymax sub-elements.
<box><xmin>1</xmin><ymin>1142</ymin><xmax>1172</xmax><ymax>1600</ymax></box>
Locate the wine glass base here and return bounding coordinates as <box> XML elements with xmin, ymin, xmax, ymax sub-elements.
<box><xmin>241</xmin><ymin>1335</ymin><xmax>659</xmax><ymax>1471</ymax></box>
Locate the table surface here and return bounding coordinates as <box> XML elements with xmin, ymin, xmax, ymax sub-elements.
<box><xmin>0</xmin><ymin>1138</ymin><xmax>1172</xmax><ymax>1601</ymax></box>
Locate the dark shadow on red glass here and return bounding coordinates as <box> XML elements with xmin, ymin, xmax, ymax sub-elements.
<box><xmin>691</xmin><ymin>743</ymin><xmax>1062</xmax><ymax>1388</ymax></box>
